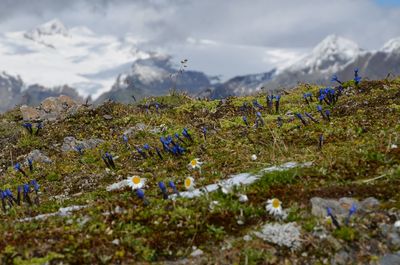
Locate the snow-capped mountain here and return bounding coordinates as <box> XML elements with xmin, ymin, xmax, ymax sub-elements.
<box><xmin>0</xmin><ymin>19</ymin><xmax>149</xmax><ymax>99</ymax></box>
<box><xmin>211</xmin><ymin>35</ymin><xmax>400</xmax><ymax>98</ymax></box>
<box><xmin>95</xmin><ymin>54</ymin><xmax>212</xmax><ymax>104</ymax></box>
<box><xmin>381</xmin><ymin>37</ymin><xmax>400</xmax><ymax>53</ymax></box>
<box><xmin>288</xmin><ymin>35</ymin><xmax>364</xmax><ymax>74</ymax></box>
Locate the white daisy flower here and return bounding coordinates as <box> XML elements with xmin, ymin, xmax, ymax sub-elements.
<box><xmin>184</xmin><ymin>176</ymin><xmax>195</xmax><ymax>190</ymax></box>
<box><xmin>126</xmin><ymin>175</ymin><xmax>146</xmax><ymax>190</ymax></box>
<box><xmin>188</xmin><ymin>158</ymin><xmax>203</xmax><ymax>171</ymax></box>
<box><xmin>251</xmin><ymin>154</ymin><xmax>257</xmax><ymax>161</ymax></box>
<box><xmin>266</xmin><ymin>198</ymin><xmax>283</xmax><ymax>217</ymax></box>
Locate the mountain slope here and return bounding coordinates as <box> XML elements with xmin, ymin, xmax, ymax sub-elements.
<box><xmin>95</xmin><ymin>55</ymin><xmax>212</xmax><ymax>104</ymax></box>
<box><xmin>216</xmin><ymin>35</ymin><xmax>400</xmax><ymax>97</ymax></box>
<box><xmin>1</xmin><ymin>78</ymin><xmax>400</xmax><ymax>264</ymax></box>
<box><xmin>0</xmin><ymin>71</ymin><xmax>83</xmax><ymax>112</ymax></box>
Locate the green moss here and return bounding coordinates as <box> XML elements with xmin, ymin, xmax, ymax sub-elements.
<box><xmin>0</xmin><ymin>79</ymin><xmax>399</xmax><ymax>263</ymax></box>
<box><xmin>333</xmin><ymin>226</ymin><xmax>358</xmax><ymax>242</ymax></box>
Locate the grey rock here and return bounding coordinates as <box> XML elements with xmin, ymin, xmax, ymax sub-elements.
<box><xmin>310</xmin><ymin>197</ymin><xmax>379</xmax><ymax>218</ymax></box>
<box><xmin>380</xmin><ymin>223</ymin><xmax>400</xmax><ymax>249</ymax></box>
<box><xmin>331</xmin><ymin>250</ymin><xmax>350</xmax><ymax>265</ymax></box>
<box><xmin>380</xmin><ymin>253</ymin><xmax>400</xmax><ymax>265</ymax></box>
<box><xmin>388</xmin><ymin>232</ymin><xmax>400</xmax><ymax>249</ymax></box>
<box><xmin>103</xmin><ymin>114</ymin><xmax>113</xmax><ymax>120</ymax></box>
<box><xmin>20</xmin><ymin>95</ymin><xmax>81</xmax><ymax>121</ymax></box>
<box><xmin>26</xmin><ymin>149</ymin><xmax>52</xmax><ymax>164</ymax></box>
<box><xmin>190</xmin><ymin>249</ymin><xmax>204</xmax><ymax>257</ymax></box>
<box><xmin>310</xmin><ymin>197</ymin><xmax>347</xmax><ymax>218</ymax></box>
<box><xmin>360</xmin><ymin>197</ymin><xmax>380</xmax><ymax>211</ymax></box>
<box><xmin>61</xmin><ymin>136</ymin><xmax>104</xmax><ymax>152</ymax></box>
<box><xmin>20</xmin><ymin>105</ymin><xmax>41</xmax><ymax>121</ymax></box>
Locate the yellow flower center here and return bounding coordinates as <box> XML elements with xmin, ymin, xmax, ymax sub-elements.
<box><xmin>132</xmin><ymin>176</ymin><xmax>141</xmax><ymax>185</ymax></box>
<box><xmin>191</xmin><ymin>160</ymin><xmax>197</xmax><ymax>167</ymax></box>
<box><xmin>272</xmin><ymin>199</ymin><xmax>281</xmax><ymax>209</ymax></box>
<box><xmin>185</xmin><ymin>178</ymin><xmax>192</xmax><ymax>188</ymax></box>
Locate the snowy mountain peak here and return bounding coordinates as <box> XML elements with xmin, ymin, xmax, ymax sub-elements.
<box><xmin>312</xmin><ymin>34</ymin><xmax>361</xmax><ymax>57</ymax></box>
<box><xmin>24</xmin><ymin>19</ymin><xmax>69</xmax><ymax>41</ymax></box>
<box><xmin>381</xmin><ymin>37</ymin><xmax>400</xmax><ymax>53</ymax></box>
<box><xmin>289</xmin><ymin>35</ymin><xmax>362</xmax><ymax>74</ymax></box>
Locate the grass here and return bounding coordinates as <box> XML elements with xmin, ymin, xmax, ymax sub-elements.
<box><xmin>0</xmin><ymin>78</ymin><xmax>399</xmax><ymax>263</ymax></box>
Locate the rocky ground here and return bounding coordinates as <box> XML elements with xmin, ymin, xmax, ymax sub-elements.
<box><xmin>0</xmin><ymin>78</ymin><xmax>400</xmax><ymax>264</ymax></box>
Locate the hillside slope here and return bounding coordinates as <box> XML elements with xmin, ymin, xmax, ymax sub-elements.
<box><xmin>0</xmin><ymin>76</ymin><xmax>400</xmax><ymax>264</ymax></box>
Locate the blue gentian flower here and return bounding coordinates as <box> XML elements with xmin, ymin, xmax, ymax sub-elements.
<box><xmin>31</xmin><ymin>180</ymin><xmax>40</xmax><ymax>193</ymax></box>
<box><xmin>155</xmin><ymin>147</ymin><xmax>163</xmax><ymax>160</ymax></box>
<box><xmin>326</xmin><ymin>207</ymin><xmax>341</xmax><ymax>229</ymax></box>
<box><xmin>123</xmin><ymin>134</ymin><xmax>129</xmax><ymax>145</ymax></box>
<box><xmin>169</xmin><ymin>181</ymin><xmax>180</xmax><ymax>196</ymax></box>
<box><xmin>143</xmin><ymin>144</ymin><xmax>150</xmax><ymax>150</ymax></box>
<box><xmin>23</xmin><ymin>123</ymin><xmax>33</xmax><ymax>135</ymax></box>
<box><xmin>303</xmin><ymin>93</ymin><xmax>311</xmax><ymax>105</ymax></box>
<box><xmin>255</xmin><ymin>112</ymin><xmax>265</xmax><ymax>127</ymax></box>
<box><xmin>14</xmin><ymin>163</ymin><xmax>27</xmax><ymax>177</ymax></box>
<box><xmin>325</xmin><ymin>110</ymin><xmax>331</xmax><ymax>121</ymax></box>
<box><xmin>354</xmin><ymin>68</ymin><xmax>362</xmax><ymax>85</ymax></box>
<box><xmin>275</xmin><ymin>95</ymin><xmax>281</xmax><ymax>113</ymax></box>
<box><xmin>344</xmin><ymin>203</ymin><xmax>357</xmax><ymax>226</ymax></box>
<box><xmin>136</xmin><ymin>189</ymin><xmax>149</xmax><ymax>206</ymax></box>
<box><xmin>305</xmin><ymin>112</ymin><xmax>319</xmax><ymax>124</ymax></box>
<box><xmin>103</xmin><ymin>152</ymin><xmax>116</xmax><ymax>169</ymax></box>
<box><xmin>242</xmin><ymin>116</ymin><xmax>249</xmax><ymax>127</ymax></box>
<box><xmin>331</xmin><ymin>74</ymin><xmax>343</xmax><ymax>85</ymax></box>
<box><xmin>23</xmin><ymin>183</ymin><xmax>32</xmax><ymax>205</ymax></box>
<box><xmin>349</xmin><ymin>204</ymin><xmax>357</xmax><ymax>216</ymax></box>
<box><xmin>266</xmin><ymin>95</ymin><xmax>274</xmax><ymax>111</ymax></box>
<box><xmin>252</xmin><ymin>100</ymin><xmax>263</xmax><ymax>110</ymax></box>
<box><xmin>35</xmin><ymin>122</ymin><xmax>43</xmax><ymax>136</ymax></box>
<box><xmin>295</xmin><ymin>113</ymin><xmax>307</xmax><ymax>126</ymax></box>
<box><xmin>174</xmin><ymin>133</ymin><xmax>185</xmax><ymax>144</ymax></box>
<box><xmin>182</xmin><ymin>128</ymin><xmax>193</xmax><ymax>142</ymax></box>
<box><xmin>75</xmin><ymin>145</ymin><xmax>84</xmax><ymax>155</ymax></box>
<box><xmin>14</xmin><ymin>162</ymin><xmax>21</xmax><ymax>170</ymax></box>
<box><xmin>28</xmin><ymin>158</ymin><xmax>33</xmax><ymax>172</ymax></box>
<box><xmin>23</xmin><ymin>184</ymin><xmax>30</xmax><ymax>194</ymax></box>
<box><xmin>158</xmin><ymin>181</ymin><xmax>169</xmax><ymax>199</ymax></box>
<box><xmin>202</xmin><ymin>127</ymin><xmax>207</xmax><ymax>141</ymax></box>
<box><xmin>277</xmin><ymin>117</ymin><xmax>283</xmax><ymax>128</ymax></box>
<box><xmin>136</xmin><ymin>147</ymin><xmax>147</xmax><ymax>159</ymax></box>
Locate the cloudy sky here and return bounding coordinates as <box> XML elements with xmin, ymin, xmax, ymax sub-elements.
<box><xmin>1</xmin><ymin>0</ymin><xmax>400</xmax><ymax>79</ymax></box>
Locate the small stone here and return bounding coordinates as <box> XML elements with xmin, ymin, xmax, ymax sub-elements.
<box><xmin>190</xmin><ymin>249</ymin><xmax>204</xmax><ymax>257</ymax></box>
<box><xmin>103</xmin><ymin>114</ymin><xmax>113</xmax><ymax>120</ymax></box>
<box><xmin>380</xmin><ymin>253</ymin><xmax>400</xmax><ymax>265</ymax></box>
<box><xmin>360</xmin><ymin>197</ymin><xmax>380</xmax><ymax>210</ymax></box>
<box><xmin>238</xmin><ymin>194</ymin><xmax>249</xmax><ymax>203</ymax></box>
<box><xmin>112</xmin><ymin>239</ymin><xmax>120</xmax><ymax>245</ymax></box>
<box><xmin>310</xmin><ymin>197</ymin><xmax>347</xmax><ymax>218</ymax></box>
<box><xmin>391</xmin><ymin>144</ymin><xmax>398</xmax><ymax>149</ymax></box>
<box><xmin>251</xmin><ymin>154</ymin><xmax>257</xmax><ymax>161</ymax></box>
<box><xmin>388</xmin><ymin>232</ymin><xmax>400</xmax><ymax>249</ymax></box>
<box><xmin>332</xmin><ymin>250</ymin><xmax>350</xmax><ymax>265</ymax></box>
<box><xmin>395</xmin><ymin>220</ymin><xmax>400</xmax><ymax>228</ymax></box>
<box><xmin>20</xmin><ymin>105</ymin><xmax>41</xmax><ymax>121</ymax></box>
<box><xmin>243</xmin><ymin>235</ymin><xmax>252</xmax><ymax>241</ymax></box>
<box><xmin>26</xmin><ymin>150</ymin><xmax>52</xmax><ymax>164</ymax></box>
